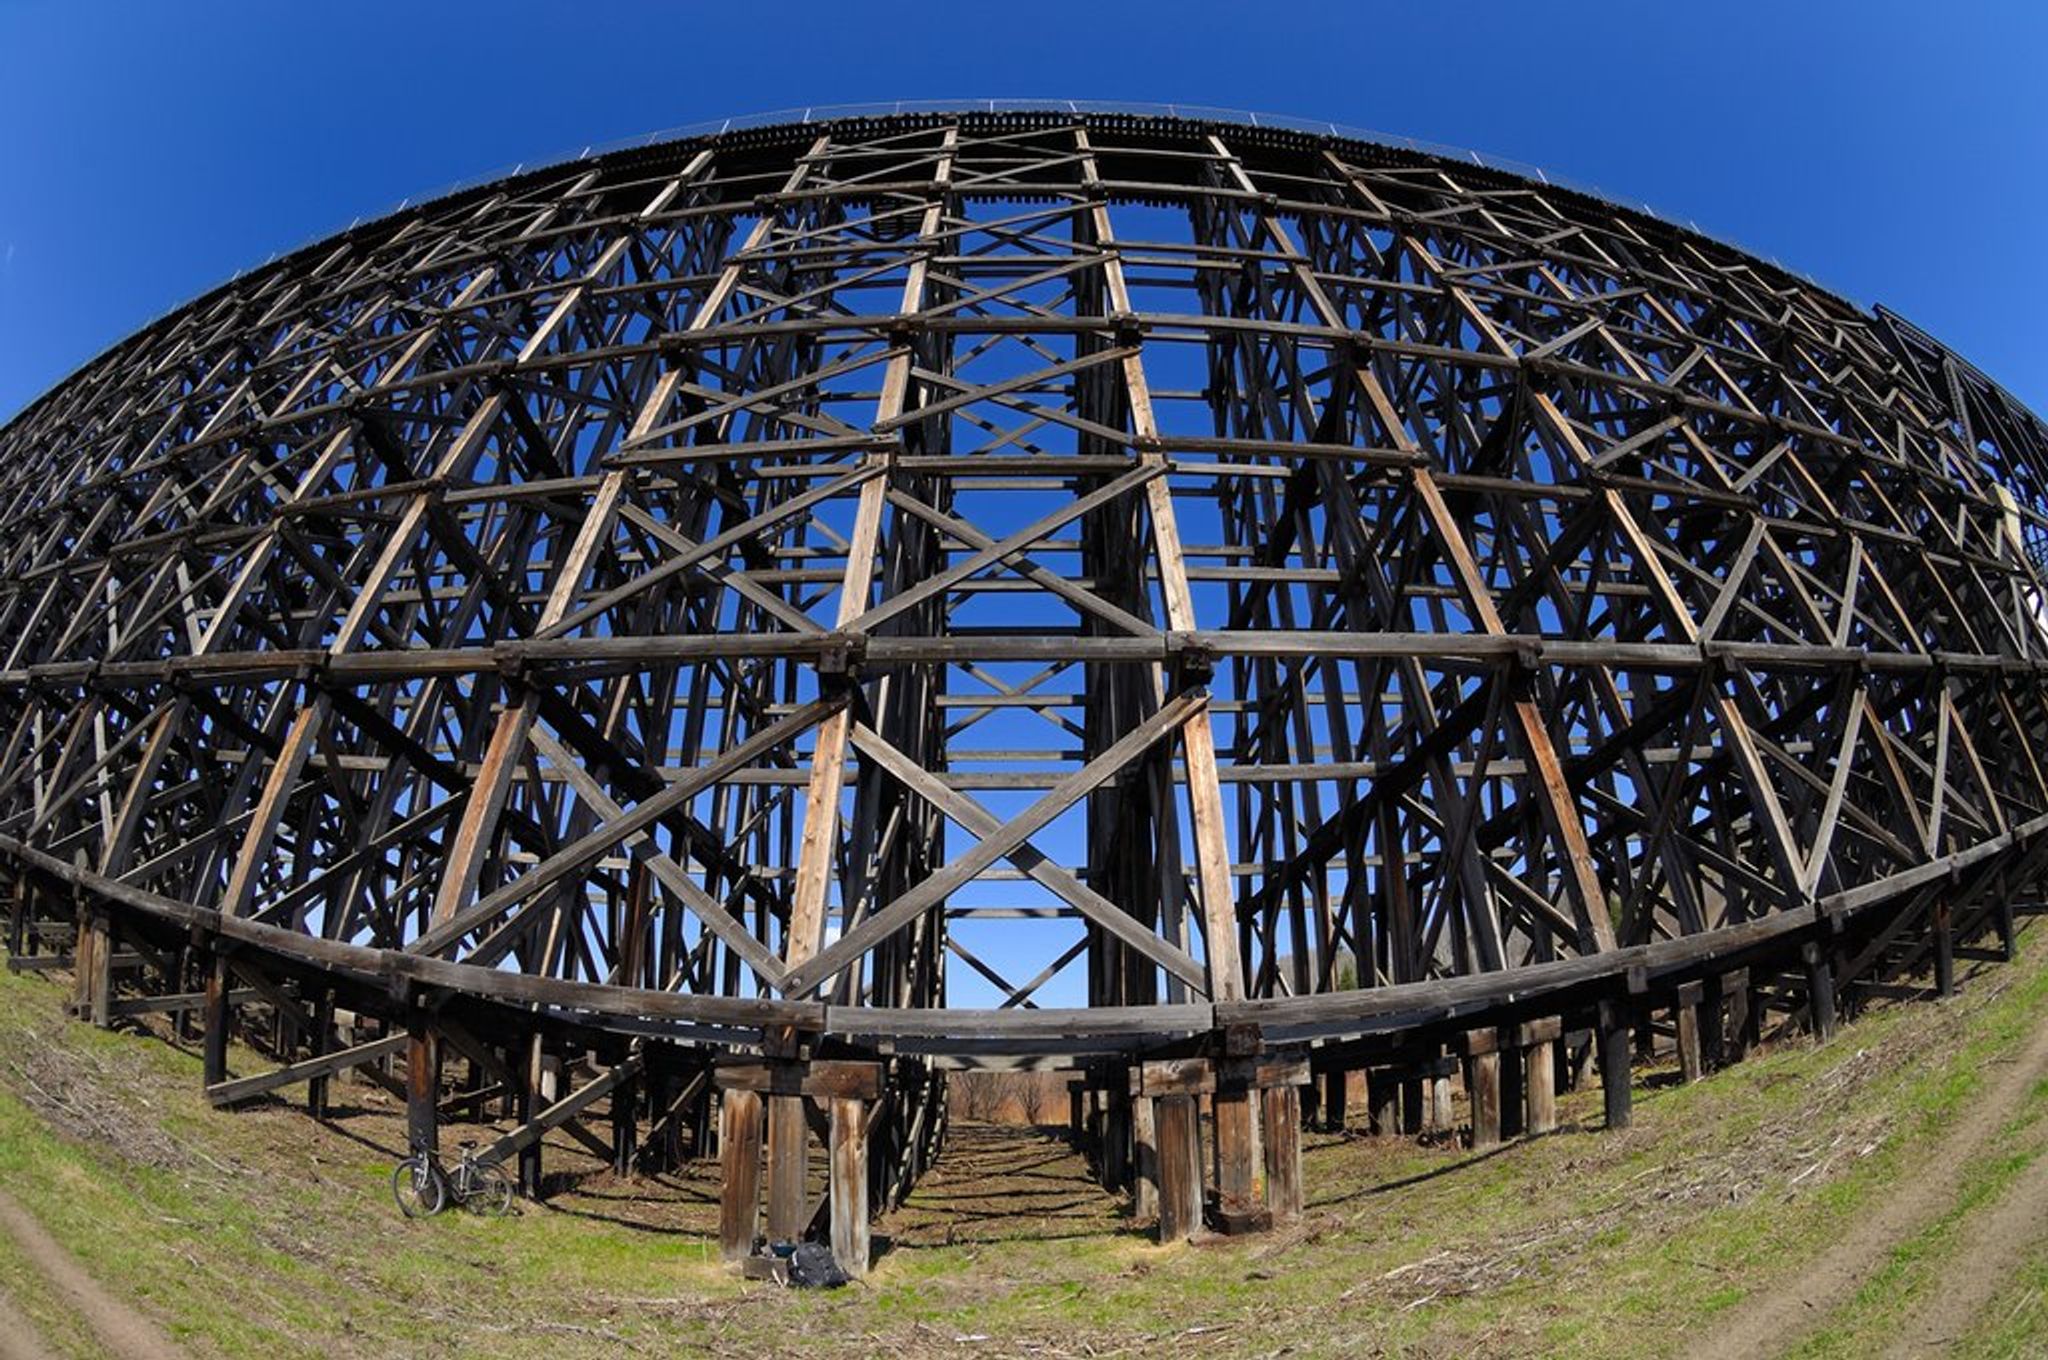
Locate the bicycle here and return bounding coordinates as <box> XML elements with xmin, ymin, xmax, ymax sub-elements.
<box><xmin>392</xmin><ymin>1140</ymin><xmax>514</xmax><ymax>1218</ymax></box>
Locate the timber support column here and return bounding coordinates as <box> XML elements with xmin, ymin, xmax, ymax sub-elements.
<box><xmin>1100</xmin><ymin>1077</ymin><xmax>1132</xmax><ymax>1193</ymax></box>
<box><xmin>1934</xmin><ymin>900</ymin><xmax>1956</xmax><ymax>998</ymax></box>
<box><xmin>1260</xmin><ymin>1079</ymin><xmax>1304</xmax><ymax>1222</ymax></box>
<box><xmin>1369</xmin><ymin>1068</ymin><xmax>1398</xmax><ymax>1136</ymax></box>
<box><xmin>761</xmin><ymin>1027</ymin><xmax>815</xmax><ymax>1244</ymax></box>
<box><xmin>1461</xmin><ymin>1028</ymin><xmax>1503</xmax><ymax>1150</ymax></box>
<box><xmin>764</xmin><ymin>1094</ymin><xmax>807</xmax><ymax>1241</ymax></box>
<box><xmin>1597</xmin><ymin>999</ymin><xmax>1633</xmax><ymax>1130</ymax></box>
<box><xmin>7</xmin><ymin>875</ymin><xmax>27</xmax><ymax>958</ymax></box>
<box><xmin>1499</xmin><ymin>1030</ymin><xmax>1527</xmax><ymax>1141</ymax></box>
<box><xmin>1319</xmin><ymin>1068</ymin><xmax>1353</xmax><ymax>1132</ymax></box>
<box><xmin>829</xmin><ymin>1095</ymin><xmax>870</xmax><ymax>1279</ymax></box>
<box><xmin>1131</xmin><ymin>1083</ymin><xmax>1159</xmax><ymax>1222</ymax></box>
<box><xmin>1725</xmin><ymin>968</ymin><xmax>1758</xmax><ymax>1060</ymax></box>
<box><xmin>307</xmin><ymin>988</ymin><xmax>335</xmax><ymax>1118</ymax></box>
<box><xmin>611</xmin><ymin>1062</ymin><xmax>639</xmax><ymax>1176</ymax></box>
<box><xmin>1430</xmin><ymin>1062</ymin><xmax>1456</xmax><ymax>1134</ymax></box>
<box><xmin>72</xmin><ymin>888</ymin><xmax>112</xmax><ymax>1027</ymax></box>
<box><xmin>1211</xmin><ymin>1026</ymin><xmax>1261</xmax><ymax>1228</ymax></box>
<box><xmin>202</xmin><ymin>945</ymin><xmax>232</xmax><ymax>1088</ymax></box>
<box><xmin>518</xmin><ymin>1032</ymin><xmax>545</xmax><ymax>1197</ymax></box>
<box><xmin>1155</xmin><ymin>1092</ymin><xmax>1202</xmax><ymax>1242</ymax></box>
<box><xmin>718</xmin><ymin>1055</ymin><xmax>881</xmax><ymax>1267</ymax></box>
<box><xmin>1519</xmin><ymin>1018</ymin><xmax>1561</xmax><ymax>1136</ymax></box>
<box><xmin>1803</xmin><ymin>939</ymin><xmax>1838</xmax><ymax>1041</ymax></box>
<box><xmin>405</xmin><ymin>1008</ymin><xmax>440</xmax><ymax>1159</ymax></box>
<box><xmin>1139</xmin><ymin>1047</ymin><xmax>1304</xmax><ymax>1237</ymax></box>
<box><xmin>1700</xmin><ymin>975</ymin><xmax>1727</xmax><ymax>1072</ymax></box>
<box><xmin>1675</xmin><ymin>981</ymin><xmax>1705</xmax><ymax>1083</ymax></box>
<box><xmin>1400</xmin><ymin>1072</ymin><xmax>1426</xmax><ymax>1137</ymax></box>
<box><xmin>718</xmin><ymin>1088</ymin><xmax>764</xmax><ymax>1261</ymax></box>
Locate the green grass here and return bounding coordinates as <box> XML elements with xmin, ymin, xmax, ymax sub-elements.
<box><xmin>1</xmin><ymin>931</ymin><xmax>2047</xmax><ymax>1357</ymax></box>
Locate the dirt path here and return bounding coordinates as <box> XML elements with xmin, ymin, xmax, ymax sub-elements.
<box><xmin>1878</xmin><ymin>1133</ymin><xmax>2048</xmax><ymax>1356</ymax></box>
<box><xmin>0</xmin><ymin>1287</ymin><xmax>59</xmax><ymax>1360</ymax></box>
<box><xmin>0</xmin><ymin>1190</ymin><xmax>181</xmax><ymax>1360</ymax></box>
<box><xmin>1696</xmin><ymin>1010</ymin><xmax>2048</xmax><ymax>1360</ymax></box>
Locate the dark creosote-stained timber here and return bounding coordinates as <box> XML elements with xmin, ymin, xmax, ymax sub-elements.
<box><xmin>5</xmin><ymin>107</ymin><xmax>2048</xmax><ymax>1267</ymax></box>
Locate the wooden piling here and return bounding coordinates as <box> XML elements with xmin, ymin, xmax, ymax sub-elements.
<box><xmin>1155</xmin><ymin>1094</ymin><xmax>1201</xmax><ymax>1243</ymax></box>
<box><xmin>405</xmin><ymin>1014</ymin><xmax>439</xmax><ymax>1158</ymax></box>
<box><xmin>765</xmin><ymin>1094</ymin><xmax>808</xmax><ymax>1242</ymax></box>
<box><xmin>1464</xmin><ymin>1030</ymin><xmax>1502</xmax><ymax>1150</ymax></box>
<box><xmin>1521</xmin><ymin>1019</ymin><xmax>1560</xmax><ymax>1136</ymax></box>
<box><xmin>1935</xmin><ymin>901</ymin><xmax>1955</xmax><ymax>997</ymax></box>
<box><xmin>1598</xmin><ymin>999</ymin><xmax>1632</xmax><ymax>1130</ymax></box>
<box><xmin>1725</xmin><ymin>968</ymin><xmax>1757</xmax><ymax>1060</ymax></box>
<box><xmin>829</xmin><ymin>1096</ymin><xmax>869</xmax><ymax>1277</ymax></box>
<box><xmin>1260</xmin><ymin>1084</ymin><xmax>1302</xmax><ymax>1221</ymax></box>
<box><xmin>1499</xmin><ymin>1032</ymin><xmax>1526</xmax><ymax>1140</ymax></box>
<box><xmin>718</xmin><ymin>1088</ymin><xmax>763</xmax><ymax>1260</ymax></box>
<box><xmin>202</xmin><ymin>949</ymin><xmax>230</xmax><ymax>1089</ymax></box>
<box><xmin>1369</xmin><ymin>1069</ymin><xmax>1398</xmax><ymax>1136</ymax></box>
<box><xmin>1676</xmin><ymin>981</ymin><xmax>1705</xmax><ymax>1083</ymax></box>
<box><xmin>611</xmin><ymin>1067</ymin><xmax>639</xmax><ymax>1175</ymax></box>
<box><xmin>1213</xmin><ymin>1088</ymin><xmax>1256</xmax><ymax>1215</ymax></box>
<box><xmin>518</xmin><ymin>1032</ymin><xmax>544</xmax><ymax>1197</ymax></box>
<box><xmin>1803</xmin><ymin>940</ymin><xmax>1838</xmax><ymax>1040</ymax></box>
<box><xmin>1132</xmin><ymin>1087</ymin><xmax>1159</xmax><ymax>1221</ymax></box>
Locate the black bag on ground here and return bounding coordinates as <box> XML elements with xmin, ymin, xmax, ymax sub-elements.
<box><xmin>787</xmin><ymin>1240</ymin><xmax>850</xmax><ymax>1288</ymax></box>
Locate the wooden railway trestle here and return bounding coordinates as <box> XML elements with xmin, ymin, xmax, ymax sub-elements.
<box><xmin>2</xmin><ymin>107</ymin><xmax>2048</xmax><ymax>1271</ymax></box>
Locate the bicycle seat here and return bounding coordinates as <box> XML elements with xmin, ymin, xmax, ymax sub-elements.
<box><xmin>457</xmin><ymin>1140</ymin><xmax>478</xmax><ymax>1150</ymax></box>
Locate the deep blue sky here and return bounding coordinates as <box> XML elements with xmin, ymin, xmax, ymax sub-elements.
<box><xmin>2</xmin><ymin>0</ymin><xmax>2045</xmax><ymax>421</ymax></box>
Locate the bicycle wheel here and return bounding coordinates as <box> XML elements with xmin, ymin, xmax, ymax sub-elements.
<box><xmin>464</xmin><ymin>1161</ymin><xmax>514</xmax><ymax>1217</ymax></box>
<box><xmin>392</xmin><ymin>1156</ymin><xmax>445</xmax><ymax>1218</ymax></box>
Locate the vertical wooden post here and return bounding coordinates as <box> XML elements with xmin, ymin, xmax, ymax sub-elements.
<box><xmin>1431</xmin><ymin>1071</ymin><xmax>1454</xmax><ymax>1133</ymax></box>
<box><xmin>1934</xmin><ymin>901</ymin><xmax>1955</xmax><ymax>998</ymax></box>
<box><xmin>307</xmin><ymin>989</ymin><xmax>335</xmax><ymax>1118</ymax></box>
<box><xmin>89</xmin><ymin>909</ymin><xmax>113</xmax><ymax>1027</ymax></box>
<box><xmin>68</xmin><ymin>891</ymin><xmax>90</xmax><ymax>1017</ymax></box>
<box><xmin>611</xmin><ymin>1067</ymin><xmax>639</xmax><ymax>1176</ymax></box>
<box><xmin>1320</xmin><ymin>1069</ymin><xmax>1348</xmax><ymax>1132</ymax></box>
<box><xmin>405</xmin><ymin>1013</ymin><xmax>439</xmax><ymax>1158</ymax></box>
<box><xmin>1465</xmin><ymin>1031</ymin><xmax>1502</xmax><ymax>1150</ymax></box>
<box><xmin>1803</xmin><ymin>940</ymin><xmax>1837</xmax><ymax>1041</ymax></box>
<box><xmin>829</xmin><ymin>1097</ymin><xmax>870</xmax><ymax>1278</ymax></box>
<box><xmin>1499</xmin><ymin>1032</ymin><xmax>1526</xmax><ymax>1140</ymax></box>
<box><xmin>171</xmin><ymin>944</ymin><xmax>195</xmax><ymax>1042</ymax></box>
<box><xmin>1213</xmin><ymin>1086</ymin><xmax>1256</xmax><ymax>1213</ymax></box>
<box><xmin>1998</xmin><ymin>898</ymin><xmax>2018</xmax><ymax>962</ymax></box>
<box><xmin>72</xmin><ymin>891</ymin><xmax>111</xmax><ymax>1026</ymax></box>
<box><xmin>1131</xmin><ymin>1083</ymin><xmax>1159</xmax><ymax>1221</ymax></box>
<box><xmin>718</xmin><ymin>1088</ymin><xmax>764</xmax><ymax>1261</ymax></box>
<box><xmin>1155</xmin><ymin>1094</ymin><xmax>1201</xmax><ymax>1243</ymax></box>
<box><xmin>1102</xmin><ymin>1085</ymin><xmax>1131</xmax><ymax>1192</ymax></box>
<box><xmin>1068</xmin><ymin>1086</ymin><xmax>1085</xmax><ymax>1148</ymax></box>
<box><xmin>1260</xmin><ymin>1084</ymin><xmax>1302</xmax><ymax>1221</ymax></box>
<box><xmin>1725</xmin><ymin>968</ymin><xmax>1757</xmax><ymax>1061</ymax></box>
<box><xmin>518</xmin><ymin>1032</ymin><xmax>544</xmax><ymax>1197</ymax></box>
<box><xmin>6</xmin><ymin>876</ymin><xmax>26</xmax><ymax>958</ymax></box>
<box><xmin>1598</xmin><ymin>1000</ymin><xmax>1633</xmax><ymax>1130</ymax></box>
<box><xmin>1369</xmin><ymin>1069</ymin><xmax>1398</xmax><ymax>1136</ymax></box>
<box><xmin>765</xmin><ymin>1094</ymin><xmax>809</xmax><ymax>1242</ymax></box>
<box><xmin>1525</xmin><ymin>1036</ymin><xmax>1558</xmax><ymax>1136</ymax></box>
<box><xmin>1700</xmin><ymin>975</ymin><xmax>1727</xmax><ymax>1072</ymax></box>
<box><xmin>1676</xmin><ymin>982</ymin><xmax>1705</xmax><ymax>1083</ymax></box>
<box><xmin>202</xmin><ymin>949</ymin><xmax>231</xmax><ymax>1088</ymax></box>
<box><xmin>1399</xmin><ymin>1074</ymin><xmax>1425</xmax><ymax>1136</ymax></box>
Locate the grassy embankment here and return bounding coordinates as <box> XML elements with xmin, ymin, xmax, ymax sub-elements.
<box><xmin>1</xmin><ymin>927</ymin><xmax>2046</xmax><ymax>1357</ymax></box>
